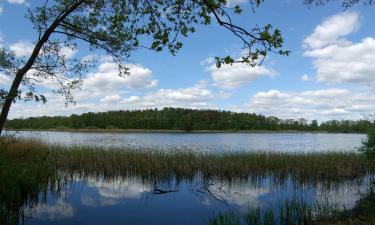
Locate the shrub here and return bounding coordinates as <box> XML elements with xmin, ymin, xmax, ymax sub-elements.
<box><xmin>359</xmin><ymin>127</ymin><xmax>375</xmax><ymax>159</ymax></box>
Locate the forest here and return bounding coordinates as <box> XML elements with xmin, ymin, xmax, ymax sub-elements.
<box><xmin>5</xmin><ymin>108</ymin><xmax>373</xmax><ymax>133</ymax></box>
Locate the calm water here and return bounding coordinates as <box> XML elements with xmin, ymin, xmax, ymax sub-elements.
<box><xmin>7</xmin><ymin>131</ymin><xmax>371</xmax><ymax>224</ymax></box>
<box><xmin>13</xmin><ymin>131</ymin><xmax>365</xmax><ymax>152</ymax></box>
<box><xmin>22</xmin><ymin>174</ymin><xmax>373</xmax><ymax>225</ymax></box>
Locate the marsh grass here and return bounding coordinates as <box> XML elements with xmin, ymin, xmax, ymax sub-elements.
<box><xmin>45</xmin><ymin>145</ymin><xmax>375</xmax><ymax>184</ymax></box>
<box><xmin>2</xmin><ymin>138</ymin><xmax>375</xmax><ymax>183</ymax></box>
<box><xmin>0</xmin><ymin>139</ymin><xmax>58</xmax><ymax>225</ymax></box>
<box><xmin>207</xmin><ymin>191</ymin><xmax>375</xmax><ymax>225</ymax></box>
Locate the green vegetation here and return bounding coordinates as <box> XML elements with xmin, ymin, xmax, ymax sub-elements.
<box><xmin>5</xmin><ymin>108</ymin><xmax>373</xmax><ymax>132</ymax></box>
<box><xmin>0</xmin><ymin>139</ymin><xmax>58</xmax><ymax>225</ymax></box>
<box><xmin>44</xmin><ymin>146</ymin><xmax>375</xmax><ymax>183</ymax></box>
<box><xmin>359</xmin><ymin>127</ymin><xmax>375</xmax><ymax>159</ymax></box>
<box><xmin>207</xmin><ymin>190</ymin><xmax>375</xmax><ymax>225</ymax></box>
<box><xmin>208</xmin><ymin>197</ymin><xmax>315</xmax><ymax>225</ymax></box>
<box><xmin>1</xmin><ymin>139</ymin><xmax>373</xmax><ymax>183</ymax></box>
<box><xmin>0</xmin><ymin>0</ymin><xmax>288</xmax><ymax>135</ymax></box>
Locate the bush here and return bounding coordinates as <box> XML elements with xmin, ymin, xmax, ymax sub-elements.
<box><xmin>359</xmin><ymin>127</ymin><xmax>375</xmax><ymax>159</ymax></box>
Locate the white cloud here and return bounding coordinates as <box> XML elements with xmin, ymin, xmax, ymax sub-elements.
<box><xmin>120</xmin><ymin>85</ymin><xmax>215</xmax><ymax>109</ymax></box>
<box><xmin>8</xmin><ymin>82</ymin><xmax>215</xmax><ymax>119</ymax></box>
<box><xmin>305</xmin><ymin>37</ymin><xmax>375</xmax><ymax>83</ymax></box>
<box><xmin>120</xmin><ymin>96</ymin><xmax>141</xmax><ymax>104</ymax></box>
<box><xmin>60</xmin><ymin>46</ymin><xmax>77</xmax><ymax>59</ymax></box>
<box><xmin>303</xmin><ymin>12</ymin><xmax>359</xmax><ymax>49</ymax></box>
<box><xmin>301</xmin><ymin>74</ymin><xmax>309</xmax><ymax>81</ymax></box>
<box><xmin>0</xmin><ymin>5</ymin><xmax>3</xmax><ymax>14</ymax></box>
<box><xmin>7</xmin><ymin>0</ymin><xmax>27</xmax><ymax>5</ymax></box>
<box><xmin>10</xmin><ymin>40</ymin><xmax>34</xmax><ymax>57</ymax></box>
<box><xmin>303</xmin><ymin>12</ymin><xmax>375</xmax><ymax>84</ymax></box>
<box><xmin>0</xmin><ymin>73</ymin><xmax>11</xmax><ymax>85</ymax></box>
<box><xmin>83</xmin><ymin>62</ymin><xmax>158</xmax><ymax>94</ymax></box>
<box><xmin>244</xmin><ymin>88</ymin><xmax>375</xmax><ymax>121</ymax></box>
<box><xmin>100</xmin><ymin>94</ymin><xmax>121</xmax><ymax>103</ymax></box>
<box><xmin>207</xmin><ymin>62</ymin><xmax>275</xmax><ymax>90</ymax></box>
<box><xmin>10</xmin><ymin>41</ymin><xmax>77</xmax><ymax>59</ymax></box>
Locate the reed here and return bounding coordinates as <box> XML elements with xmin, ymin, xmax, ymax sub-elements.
<box><xmin>47</xmin><ymin>146</ymin><xmax>375</xmax><ymax>183</ymax></box>
<box><xmin>207</xmin><ymin>192</ymin><xmax>375</xmax><ymax>225</ymax></box>
<box><xmin>1</xmin><ymin>139</ymin><xmax>374</xmax><ymax>183</ymax></box>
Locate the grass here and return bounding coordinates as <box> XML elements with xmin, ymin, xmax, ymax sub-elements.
<box><xmin>207</xmin><ymin>191</ymin><xmax>375</xmax><ymax>225</ymax></box>
<box><xmin>1</xmin><ymin>138</ymin><xmax>375</xmax><ymax>183</ymax></box>
<box><xmin>45</xmin><ymin>146</ymin><xmax>375</xmax><ymax>184</ymax></box>
<box><xmin>0</xmin><ymin>139</ymin><xmax>58</xmax><ymax>225</ymax></box>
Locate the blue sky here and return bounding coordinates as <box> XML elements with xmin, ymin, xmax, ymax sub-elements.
<box><xmin>0</xmin><ymin>0</ymin><xmax>375</xmax><ymax>121</ymax></box>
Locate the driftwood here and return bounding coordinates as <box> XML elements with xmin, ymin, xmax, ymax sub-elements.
<box><xmin>153</xmin><ymin>188</ymin><xmax>178</xmax><ymax>195</ymax></box>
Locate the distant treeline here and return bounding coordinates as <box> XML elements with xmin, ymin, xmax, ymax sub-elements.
<box><xmin>5</xmin><ymin>108</ymin><xmax>373</xmax><ymax>133</ymax></box>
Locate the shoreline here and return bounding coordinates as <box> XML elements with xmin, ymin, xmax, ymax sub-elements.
<box><xmin>4</xmin><ymin>128</ymin><xmax>366</xmax><ymax>134</ymax></box>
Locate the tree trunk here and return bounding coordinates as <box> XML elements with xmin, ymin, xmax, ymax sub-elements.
<box><xmin>0</xmin><ymin>0</ymin><xmax>84</xmax><ymax>136</ymax></box>
<box><xmin>0</xmin><ymin>71</ymin><xmax>25</xmax><ymax>135</ymax></box>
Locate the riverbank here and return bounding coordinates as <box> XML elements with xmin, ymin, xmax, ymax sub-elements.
<box><xmin>4</xmin><ymin>128</ymin><xmax>365</xmax><ymax>134</ymax></box>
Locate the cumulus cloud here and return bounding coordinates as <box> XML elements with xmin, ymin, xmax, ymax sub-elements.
<box><xmin>144</xmin><ymin>86</ymin><xmax>214</xmax><ymax>107</ymax></box>
<box><xmin>10</xmin><ymin>40</ymin><xmax>34</xmax><ymax>57</ymax></box>
<box><xmin>304</xmin><ymin>12</ymin><xmax>375</xmax><ymax>84</ymax></box>
<box><xmin>60</xmin><ymin>46</ymin><xmax>77</xmax><ymax>59</ymax></box>
<box><xmin>0</xmin><ymin>5</ymin><xmax>3</xmax><ymax>14</ymax></box>
<box><xmin>245</xmin><ymin>88</ymin><xmax>375</xmax><ymax>121</ymax></box>
<box><xmin>10</xmin><ymin>41</ymin><xmax>77</xmax><ymax>59</ymax></box>
<box><xmin>305</xmin><ymin>38</ymin><xmax>375</xmax><ymax>83</ymax></box>
<box><xmin>100</xmin><ymin>94</ymin><xmax>121</xmax><ymax>103</ymax></box>
<box><xmin>303</xmin><ymin>12</ymin><xmax>359</xmax><ymax>49</ymax></box>
<box><xmin>119</xmin><ymin>84</ymin><xmax>215</xmax><ymax>109</ymax></box>
<box><xmin>206</xmin><ymin>61</ymin><xmax>275</xmax><ymax>90</ymax></box>
<box><xmin>83</xmin><ymin>62</ymin><xmax>158</xmax><ymax>94</ymax></box>
<box><xmin>8</xmin><ymin>82</ymin><xmax>215</xmax><ymax>119</ymax></box>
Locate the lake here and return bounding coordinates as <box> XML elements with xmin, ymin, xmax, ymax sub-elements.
<box><xmin>12</xmin><ymin>131</ymin><xmax>365</xmax><ymax>152</ymax></box>
<box><xmin>5</xmin><ymin>131</ymin><xmax>374</xmax><ymax>225</ymax></box>
<box><xmin>21</xmin><ymin>174</ymin><xmax>374</xmax><ymax>225</ymax></box>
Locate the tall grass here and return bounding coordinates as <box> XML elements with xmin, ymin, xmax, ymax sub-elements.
<box><xmin>45</xmin><ymin>145</ymin><xmax>375</xmax><ymax>184</ymax></box>
<box><xmin>0</xmin><ymin>139</ymin><xmax>59</xmax><ymax>225</ymax></box>
<box><xmin>2</xmin><ymin>138</ymin><xmax>375</xmax><ymax>182</ymax></box>
<box><xmin>207</xmin><ymin>191</ymin><xmax>375</xmax><ymax>225</ymax></box>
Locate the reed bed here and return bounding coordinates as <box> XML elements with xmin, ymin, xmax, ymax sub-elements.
<box><xmin>47</xmin><ymin>146</ymin><xmax>375</xmax><ymax>183</ymax></box>
<box><xmin>1</xmin><ymin>138</ymin><xmax>375</xmax><ymax>183</ymax></box>
<box><xmin>207</xmin><ymin>189</ymin><xmax>375</xmax><ymax>225</ymax></box>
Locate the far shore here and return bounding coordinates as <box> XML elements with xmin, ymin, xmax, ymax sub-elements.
<box><xmin>4</xmin><ymin>128</ymin><xmax>366</xmax><ymax>134</ymax></box>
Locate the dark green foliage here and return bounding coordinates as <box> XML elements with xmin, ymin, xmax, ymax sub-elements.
<box><xmin>359</xmin><ymin>127</ymin><xmax>375</xmax><ymax>159</ymax></box>
<box><xmin>0</xmin><ymin>140</ymin><xmax>57</xmax><ymax>225</ymax></box>
<box><xmin>5</xmin><ymin>108</ymin><xmax>373</xmax><ymax>133</ymax></box>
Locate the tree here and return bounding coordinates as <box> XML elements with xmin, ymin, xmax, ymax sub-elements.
<box><xmin>0</xmin><ymin>0</ymin><xmax>290</xmax><ymax>135</ymax></box>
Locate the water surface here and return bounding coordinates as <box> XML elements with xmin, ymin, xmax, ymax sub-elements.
<box><xmin>13</xmin><ymin>131</ymin><xmax>365</xmax><ymax>152</ymax></box>
<box><xmin>22</xmin><ymin>174</ymin><xmax>373</xmax><ymax>225</ymax></box>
